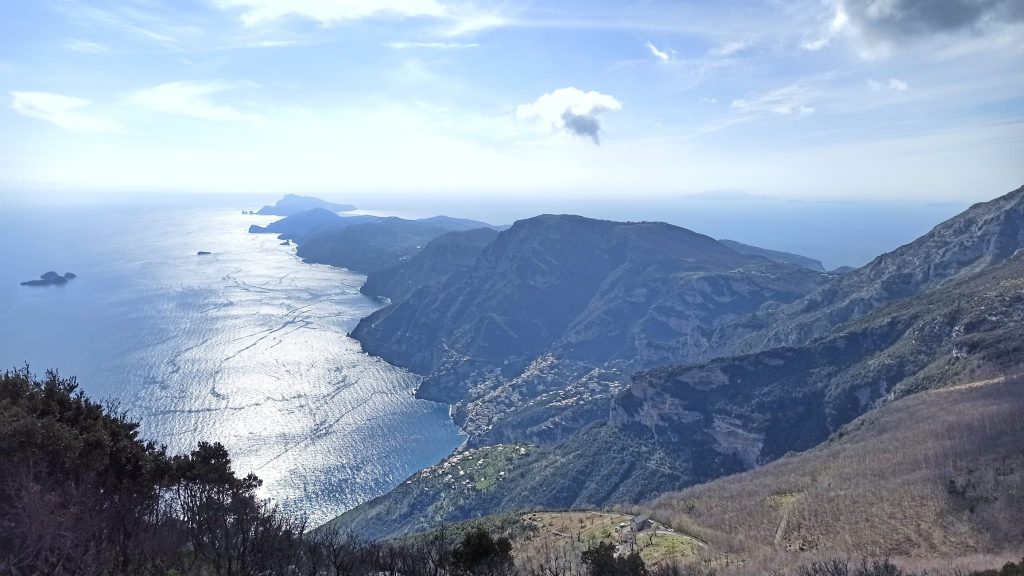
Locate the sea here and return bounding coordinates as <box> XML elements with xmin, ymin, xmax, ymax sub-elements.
<box><xmin>0</xmin><ymin>194</ymin><xmax>464</xmax><ymax>526</ymax></box>
<box><xmin>0</xmin><ymin>190</ymin><xmax>970</xmax><ymax>526</ymax></box>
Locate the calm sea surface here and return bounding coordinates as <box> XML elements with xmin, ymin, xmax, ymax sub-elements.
<box><xmin>0</xmin><ymin>197</ymin><xmax>464</xmax><ymax>525</ymax></box>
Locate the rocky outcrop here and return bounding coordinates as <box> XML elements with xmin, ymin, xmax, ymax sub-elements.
<box><xmin>21</xmin><ymin>271</ymin><xmax>77</xmax><ymax>286</ymax></box>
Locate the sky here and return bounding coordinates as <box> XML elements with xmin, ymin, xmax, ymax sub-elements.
<box><xmin>1</xmin><ymin>0</ymin><xmax>1022</xmax><ymax>202</ymax></box>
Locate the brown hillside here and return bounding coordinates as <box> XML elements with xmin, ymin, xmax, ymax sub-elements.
<box><xmin>638</xmin><ymin>374</ymin><xmax>1024</xmax><ymax>567</ymax></box>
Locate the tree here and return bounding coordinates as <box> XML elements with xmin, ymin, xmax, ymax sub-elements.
<box><xmin>580</xmin><ymin>541</ymin><xmax>648</xmax><ymax>576</ymax></box>
<box><xmin>452</xmin><ymin>527</ymin><xmax>514</xmax><ymax>575</ymax></box>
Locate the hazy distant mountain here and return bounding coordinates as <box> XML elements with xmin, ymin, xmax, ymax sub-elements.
<box><xmin>361</xmin><ymin>227</ymin><xmax>500</xmax><ymax>302</ymax></box>
<box><xmin>248</xmin><ymin>207</ymin><xmax>498</xmax><ymax>275</ymax></box>
<box><xmin>415</xmin><ymin>215</ymin><xmax>501</xmax><ymax>231</ymax></box>
<box><xmin>255</xmin><ymin>194</ymin><xmax>356</xmax><ymax>216</ymax></box>
<box><xmin>719</xmin><ymin>239</ymin><xmax>826</xmax><ymax>272</ymax></box>
<box><xmin>352</xmin><ymin>215</ymin><xmax>827</xmax><ymax>442</ymax></box>
<box><xmin>297</xmin><ymin>217</ymin><xmax>459</xmax><ymax>274</ymax></box>
<box><xmin>677</xmin><ymin>189</ymin><xmax>774</xmax><ymax>202</ymax></box>
<box><xmin>248</xmin><ymin>208</ymin><xmax>378</xmax><ymax>243</ymax></box>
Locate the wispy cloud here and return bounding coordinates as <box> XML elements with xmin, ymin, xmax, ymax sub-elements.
<box><xmin>730</xmin><ymin>79</ymin><xmax>819</xmax><ymax>117</ymax></box>
<box><xmin>212</xmin><ymin>0</ymin><xmax>505</xmax><ymax>36</ymax></box>
<box><xmin>868</xmin><ymin>78</ymin><xmax>909</xmax><ymax>92</ymax></box>
<box><xmin>516</xmin><ymin>87</ymin><xmax>622</xmax><ymax>145</ymax></box>
<box><xmin>10</xmin><ymin>91</ymin><xmax>121</xmax><ymax>132</ymax></box>
<box><xmin>65</xmin><ymin>39</ymin><xmax>110</xmax><ymax>54</ymax></box>
<box><xmin>386</xmin><ymin>41</ymin><xmax>480</xmax><ymax>50</ymax></box>
<box><xmin>54</xmin><ymin>1</ymin><xmax>189</xmax><ymax>49</ymax></box>
<box><xmin>802</xmin><ymin>9</ymin><xmax>849</xmax><ymax>51</ymax></box>
<box><xmin>645</xmin><ymin>41</ymin><xmax>671</xmax><ymax>61</ymax></box>
<box><xmin>214</xmin><ymin>0</ymin><xmax>444</xmax><ymax>26</ymax></box>
<box><xmin>708</xmin><ymin>40</ymin><xmax>748</xmax><ymax>57</ymax></box>
<box><xmin>130</xmin><ymin>81</ymin><xmax>261</xmax><ymax>122</ymax></box>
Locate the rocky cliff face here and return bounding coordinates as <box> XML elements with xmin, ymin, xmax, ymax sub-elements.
<box><xmin>614</xmin><ymin>249</ymin><xmax>1024</xmax><ymax>467</ymax></box>
<box><xmin>717</xmin><ymin>185</ymin><xmax>1024</xmax><ymax>355</ymax></box>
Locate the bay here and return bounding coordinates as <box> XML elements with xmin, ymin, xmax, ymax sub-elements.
<box><xmin>0</xmin><ymin>196</ymin><xmax>464</xmax><ymax>525</ymax></box>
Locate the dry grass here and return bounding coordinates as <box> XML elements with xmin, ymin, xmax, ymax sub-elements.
<box><xmin>512</xmin><ymin>511</ymin><xmax>703</xmax><ymax>571</ymax></box>
<box><xmin>631</xmin><ymin>374</ymin><xmax>1024</xmax><ymax>573</ymax></box>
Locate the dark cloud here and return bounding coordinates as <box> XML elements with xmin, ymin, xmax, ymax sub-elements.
<box><xmin>560</xmin><ymin>110</ymin><xmax>603</xmax><ymax>145</ymax></box>
<box><xmin>516</xmin><ymin>88</ymin><xmax>622</xmax><ymax>145</ymax></box>
<box><xmin>840</xmin><ymin>0</ymin><xmax>1024</xmax><ymax>43</ymax></box>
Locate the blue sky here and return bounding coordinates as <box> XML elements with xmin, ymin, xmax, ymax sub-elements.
<box><xmin>1</xmin><ymin>0</ymin><xmax>1022</xmax><ymax>201</ymax></box>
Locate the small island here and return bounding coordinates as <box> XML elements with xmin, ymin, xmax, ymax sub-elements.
<box><xmin>21</xmin><ymin>271</ymin><xmax>77</xmax><ymax>287</ymax></box>
<box><xmin>197</xmin><ymin>251</ymin><xmax>212</xmax><ymax>256</ymax></box>
<box><xmin>255</xmin><ymin>194</ymin><xmax>356</xmax><ymax>217</ymax></box>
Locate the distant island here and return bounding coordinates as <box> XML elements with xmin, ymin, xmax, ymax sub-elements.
<box><xmin>21</xmin><ymin>271</ymin><xmax>77</xmax><ymax>286</ymax></box>
<box><xmin>197</xmin><ymin>251</ymin><xmax>212</xmax><ymax>256</ymax></box>
<box><xmin>255</xmin><ymin>194</ymin><xmax>356</xmax><ymax>216</ymax></box>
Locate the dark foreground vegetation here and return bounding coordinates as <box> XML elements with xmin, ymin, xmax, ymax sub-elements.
<box><xmin>1</xmin><ymin>367</ymin><xmax>1019</xmax><ymax>576</ymax></box>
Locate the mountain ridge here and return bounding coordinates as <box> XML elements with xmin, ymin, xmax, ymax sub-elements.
<box><xmin>715</xmin><ymin>185</ymin><xmax>1024</xmax><ymax>356</ymax></box>
<box><xmin>351</xmin><ymin>214</ymin><xmax>828</xmax><ymax>443</ymax></box>
<box><xmin>327</xmin><ymin>185</ymin><xmax>1024</xmax><ymax>543</ymax></box>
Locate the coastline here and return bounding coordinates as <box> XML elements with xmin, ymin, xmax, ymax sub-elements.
<box><xmin>264</xmin><ymin>218</ymin><xmax>470</xmax><ymax>513</ymax></box>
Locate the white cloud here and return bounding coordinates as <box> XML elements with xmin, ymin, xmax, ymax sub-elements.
<box><xmin>442</xmin><ymin>12</ymin><xmax>507</xmax><ymax>36</ymax></box>
<box><xmin>10</xmin><ymin>91</ymin><xmax>122</xmax><ymax>132</ymax></box>
<box><xmin>130</xmin><ymin>81</ymin><xmax>261</xmax><ymax>123</ymax></box>
<box><xmin>868</xmin><ymin>77</ymin><xmax>910</xmax><ymax>91</ymax></box>
<box><xmin>888</xmin><ymin>78</ymin><xmax>909</xmax><ymax>91</ymax></box>
<box><xmin>212</xmin><ymin>0</ymin><xmax>505</xmax><ymax>35</ymax></box>
<box><xmin>645</xmin><ymin>41</ymin><xmax>670</xmax><ymax>61</ymax></box>
<box><xmin>214</xmin><ymin>0</ymin><xmax>445</xmax><ymax>25</ymax></box>
<box><xmin>386</xmin><ymin>41</ymin><xmax>480</xmax><ymax>49</ymax></box>
<box><xmin>802</xmin><ymin>8</ymin><xmax>849</xmax><ymax>51</ymax></box>
<box><xmin>65</xmin><ymin>39</ymin><xmax>110</xmax><ymax>54</ymax></box>
<box><xmin>53</xmin><ymin>1</ymin><xmax>194</xmax><ymax>49</ymax></box>
<box><xmin>516</xmin><ymin>87</ymin><xmax>622</xmax><ymax>144</ymax></box>
<box><xmin>709</xmin><ymin>40</ymin><xmax>748</xmax><ymax>57</ymax></box>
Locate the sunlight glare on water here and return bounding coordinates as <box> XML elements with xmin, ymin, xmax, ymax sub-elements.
<box><xmin>0</xmin><ymin>200</ymin><xmax>464</xmax><ymax>525</ymax></box>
